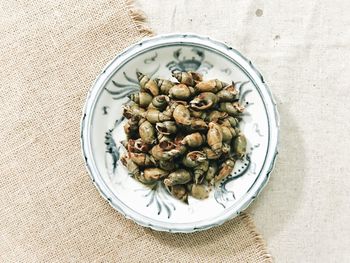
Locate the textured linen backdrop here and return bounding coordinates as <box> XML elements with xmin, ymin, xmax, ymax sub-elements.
<box><xmin>135</xmin><ymin>0</ymin><xmax>350</xmax><ymax>261</ymax></box>
<box><xmin>0</xmin><ymin>0</ymin><xmax>272</xmax><ymax>262</ymax></box>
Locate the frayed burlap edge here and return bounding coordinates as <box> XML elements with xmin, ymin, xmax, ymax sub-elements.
<box><xmin>125</xmin><ymin>0</ymin><xmax>155</xmax><ymax>36</ymax></box>
<box><xmin>241</xmin><ymin>213</ymin><xmax>273</xmax><ymax>262</ymax></box>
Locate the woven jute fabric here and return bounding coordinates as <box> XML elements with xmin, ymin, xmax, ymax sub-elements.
<box><xmin>0</xmin><ymin>0</ymin><xmax>271</xmax><ymax>261</ymax></box>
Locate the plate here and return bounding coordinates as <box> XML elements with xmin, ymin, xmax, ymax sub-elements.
<box><xmin>81</xmin><ymin>34</ymin><xmax>279</xmax><ymax>233</ymax></box>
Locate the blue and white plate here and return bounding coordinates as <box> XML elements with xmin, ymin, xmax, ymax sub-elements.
<box><xmin>81</xmin><ymin>34</ymin><xmax>279</xmax><ymax>233</ymax></box>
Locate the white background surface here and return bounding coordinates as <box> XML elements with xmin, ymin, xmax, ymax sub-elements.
<box><xmin>137</xmin><ymin>0</ymin><xmax>350</xmax><ymax>262</ymax></box>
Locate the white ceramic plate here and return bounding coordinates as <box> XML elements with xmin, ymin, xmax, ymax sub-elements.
<box><xmin>81</xmin><ymin>34</ymin><xmax>279</xmax><ymax>233</ymax></box>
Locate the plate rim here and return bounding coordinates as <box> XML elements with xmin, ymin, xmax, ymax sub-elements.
<box><xmin>80</xmin><ymin>33</ymin><xmax>279</xmax><ymax>233</ymax></box>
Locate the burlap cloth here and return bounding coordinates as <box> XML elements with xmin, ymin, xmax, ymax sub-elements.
<box><xmin>0</xmin><ymin>0</ymin><xmax>272</xmax><ymax>261</ymax></box>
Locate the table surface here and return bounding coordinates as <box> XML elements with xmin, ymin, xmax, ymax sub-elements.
<box><xmin>137</xmin><ymin>0</ymin><xmax>350</xmax><ymax>262</ymax></box>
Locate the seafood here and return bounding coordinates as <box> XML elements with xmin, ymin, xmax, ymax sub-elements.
<box><xmin>203</xmin><ymin>146</ymin><xmax>221</xmax><ymax>160</ymax></box>
<box><xmin>128</xmin><ymin>92</ymin><xmax>153</xmax><ymax>108</ymax></box>
<box><xmin>151</xmin><ymin>95</ymin><xmax>169</xmax><ymax>110</ymax></box>
<box><xmin>207</xmin><ymin>122</ymin><xmax>223</xmax><ymax>154</ymax></box>
<box><xmin>195</xmin><ymin>79</ymin><xmax>227</xmax><ymax>93</ymax></box>
<box><xmin>187</xmin><ymin>118</ymin><xmax>208</xmax><ymax>132</ymax></box>
<box><xmin>221</xmin><ymin>125</ymin><xmax>236</xmax><ymax>142</ymax></box>
<box><xmin>137</xmin><ymin>72</ymin><xmax>159</xmax><ymax>96</ymax></box>
<box><xmin>138</xmin><ymin>120</ymin><xmax>156</xmax><ymax>144</ymax></box>
<box><xmin>188</xmin><ymin>71</ymin><xmax>203</xmax><ymax>82</ymax></box>
<box><xmin>172</xmin><ymin>72</ymin><xmax>196</xmax><ymax>86</ymax></box>
<box><xmin>151</xmin><ymin>141</ymin><xmax>181</xmax><ymax>161</ymax></box>
<box><xmin>182</xmin><ymin>151</ymin><xmax>207</xmax><ymax>168</ymax></box>
<box><xmin>143</xmin><ymin>168</ymin><xmax>169</xmax><ymax>181</ymax></box>
<box><xmin>215</xmin><ymin>158</ymin><xmax>235</xmax><ymax>182</ymax></box>
<box><xmin>169</xmin><ymin>84</ymin><xmax>195</xmax><ymax>100</ymax></box>
<box><xmin>189</xmin><ymin>184</ymin><xmax>210</xmax><ymax>199</ymax></box>
<box><xmin>234</xmin><ymin>127</ymin><xmax>241</xmax><ymax>135</ymax></box>
<box><xmin>190</xmin><ymin>92</ymin><xmax>219</xmax><ymax>110</ymax></box>
<box><xmin>157</xmin><ymin>133</ymin><xmax>172</xmax><ymax>143</ymax></box>
<box><xmin>120</xmin><ymin>71</ymin><xmax>247</xmax><ymax>201</ymax></box>
<box><xmin>173</xmin><ymin>134</ymin><xmax>187</xmax><ymax>155</ymax></box>
<box><xmin>123</xmin><ymin>103</ymin><xmax>145</xmax><ymax>118</ymax></box>
<box><xmin>163</xmin><ymin>100</ymin><xmax>186</xmax><ymax>116</ymax></box>
<box><xmin>173</xmin><ymin>104</ymin><xmax>191</xmax><ymax>125</ymax></box>
<box><xmin>193</xmin><ymin>159</ymin><xmax>209</xmax><ymax>184</ymax></box>
<box><xmin>219</xmin><ymin>102</ymin><xmax>245</xmax><ymax>116</ymax></box>
<box><xmin>216</xmin><ymin>82</ymin><xmax>238</xmax><ymax>102</ymax></box>
<box><xmin>181</xmin><ymin>132</ymin><xmax>206</xmax><ymax>148</ymax></box>
<box><xmin>134</xmin><ymin>173</ymin><xmax>153</xmax><ymax>185</ymax></box>
<box><xmin>123</xmin><ymin>116</ymin><xmax>139</xmax><ymax>138</ymax></box>
<box><xmin>222</xmin><ymin>142</ymin><xmax>231</xmax><ymax>154</ymax></box>
<box><xmin>205</xmin><ymin>161</ymin><xmax>218</xmax><ymax>184</ymax></box>
<box><xmin>159</xmin><ymin>160</ymin><xmax>177</xmax><ymax>171</ymax></box>
<box><xmin>120</xmin><ymin>139</ymin><xmax>128</xmax><ymax>149</ymax></box>
<box><xmin>155</xmin><ymin>121</ymin><xmax>177</xmax><ymax>135</ymax></box>
<box><xmin>132</xmin><ymin>138</ymin><xmax>152</xmax><ymax>152</ymax></box>
<box><xmin>154</xmin><ymin>78</ymin><xmax>174</xmax><ymax>95</ymax></box>
<box><xmin>207</xmin><ymin>110</ymin><xmax>228</xmax><ymax>122</ymax></box>
<box><xmin>123</xmin><ymin>138</ymin><xmax>152</xmax><ymax>153</ymax></box>
<box><xmin>233</xmin><ymin>134</ymin><xmax>247</xmax><ymax>159</ymax></box>
<box><xmin>129</xmin><ymin>152</ymin><xmax>156</xmax><ymax>166</ymax></box>
<box><xmin>121</xmin><ymin>155</ymin><xmax>140</xmax><ymax>177</ymax></box>
<box><xmin>189</xmin><ymin>108</ymin><xmax>208</xmax><ymax>119</ymax></box>
<box><xmin>164</xmin><ymin>169</ymin><xmax>192</xmax><ymax>186</ymax></box>
<box><xmin>219</xmin><ymin>116</ymin><xmax>239</xmax><ymax>127</ymax></box>
<box><xmin>142</xmin><ymin>108</ymin><xmax>172</xmax><ymax>124</ymax></box>
<box><xmin>166</xmin><ymin>184</ymin><xmax>188</xmax><ymax>203</ymax></box>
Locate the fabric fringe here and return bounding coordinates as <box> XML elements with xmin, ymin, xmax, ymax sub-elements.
<box><xmin>240</xmin><ymin>213</ymin><xmax>274</xmax><ymax>262</ymax></box>
<box><xmin>125</xmin><ymin>0</ymin><xmax>154</xmax><ymax>36</ymax></box>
